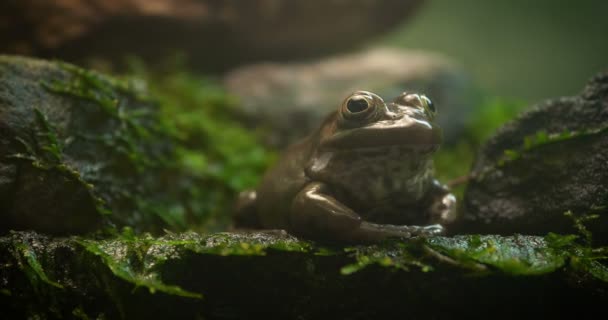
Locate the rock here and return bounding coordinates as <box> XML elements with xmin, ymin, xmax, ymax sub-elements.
<box><xmin>225</xmin><ymin>48</ymin><xmax>474</xmax><ymax>147</ymax></box>
<box><xmin>461</xmin><ymin>72</ymin><xmax>608</xmax><ymax>241</ymax></box>
<box><xmin>1</xmin><ymin>230</ymin><xmax>605</xmax><ymax>319</ymax></box>
<box><xmin>0</xmin><ymin>55</ymin><xmax>174</xmax><ymax>234</ymax></box>
<box><xmin>0</xmin><ymin>0</ymin><xmax>422</xmax><ymax>72</ymax></box>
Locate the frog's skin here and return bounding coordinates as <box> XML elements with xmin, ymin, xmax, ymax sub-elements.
<box><xmin>234</xmin><ymin>91</ymin><xmax>457</xmax><ymax>242</ymax></box>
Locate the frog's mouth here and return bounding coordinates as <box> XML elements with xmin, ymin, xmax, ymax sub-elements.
<box><xmin>321</xmin><ymin>117</ymin><xmax>442</xmax><ymax>150</ymax></box>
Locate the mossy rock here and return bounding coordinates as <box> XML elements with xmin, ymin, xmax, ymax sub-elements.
<box><xmin>0</xmin><ymin>55</ymin><xmax>176</xmax><ymax>234</ymax></box>
<box><xmin>462</xmin><ymin>72</ymin><xmax>608</xmax><ymax>241</ymax></box>
<box><xmin>0</xmin><ymin>230</ymin><xmax>606</xmax><ymax>319</ymax></box>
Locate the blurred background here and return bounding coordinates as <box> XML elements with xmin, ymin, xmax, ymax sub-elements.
<box><xmin>382</xmin><ymin>0</ymin><xmax>608</xmax><ymax>102</ymax></box>
<box><xmin>3</xmin><ymin>0</ymin><xmax>607</xmax><ymax>102</ymax></box>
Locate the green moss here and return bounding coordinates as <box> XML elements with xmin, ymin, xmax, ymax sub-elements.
<box><xmin>497</xmin><ymin>126</ymin><xmax>608</xmax><ymax>166</ymax></box>
<box><xmin>548</xmin><ymin>234</ymin><xmax>608</xmax><ymax>283</ymax></box>
<box><xmin>76</xmin><ymin>238</ymin><xmax>202</xmax><ymax>299</ymax></box>
<box><xmin>340</xmin><ymin>241</ymin><xmax>432</xmax><ymax>275</ymax></box>
<box><xmin>427</xmin><ymin>235</ymin><xmax>567</xmax><ymax>275</ymax></box>
<box><xmin>563</xmin><ymin>210</ymin><xmax>600</xmax><ymax>245</ymax></box>
<box><xmin>33</xmin><ymin>108</ymin><xmax>64</xmax><ymax>162</ymax></box>
<box><xmin>33</xmin><ymin>62</ymin><xmax>169</xmax><ymax>227</ymax></box>
<box><xmin>8</xmin><ymin>107</ymin><xmax>112</xmax><ymax>217</ymax></box>
<box><xmin>544</xmin><ymin>212</ymin><xmax>608</xmax><ymax>283</ymax></box>
<box><xmin>44</xmin><ymin>62</ymin><xmax>152</xmax><ymax>116</ymax></box>
<box><xmin>12</xmin><ymin>241</ymin><xmax>64</xmax><ymax>289</ymax></box>
<box><xmin>72</xmin><ymin>307</ymin><xmax>93</xmax><ymax>320</ymax></box>
<box><xmin>45</xmin><ymin>62</ymin><xmax>161</xmax><ymax>174</ymax></box>
<box><xmin>2</xmin><ymin>230</ymin><xmax>606</xmax><ymax>318</ymax></box>
<box><xmin>9</xmin><ymin>108</ymin><xmax>64</xmax><ymax>166</ymax></box>
<box><xmin>169</xmin><ymin>231</ymin><xmax>312</xmax><ymax>256</ymax></box>
<box><xmin>466</xmin><ymin>115</ymin><xmax>608</xmax><ymax>185</ymax></box>
<box><xmin>123</xmin><ymin>58</ymin><xmax>275</xmax><ymax>231</ymax></box>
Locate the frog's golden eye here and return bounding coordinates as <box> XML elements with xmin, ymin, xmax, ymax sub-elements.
<box><xmin>421</xmin><ymin>95</ymin><xmax>436</xmax><ymax>113</ymax></box>
<box><xmin>341</xmin><ymin>94</ymin><xmax>376</xmax><ymax>121</ymax></box>
<box><xmin>346</xmin><ymin>96</ymin><xmax>370</xmax><ymax>114</ymax></box>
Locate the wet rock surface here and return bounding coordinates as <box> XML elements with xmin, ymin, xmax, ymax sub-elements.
<box><xmin>225</xmin><ymin>48</ymin><xmax>474</xmax><ymax>147</ymax></box>
<box><xmin>0</xmin><ymin>230</ymin><xmax>605</xmax><ymax>319</ymax></box>
<box><xmin>1</xmin><ymin>0</ymin><xmax>422</xmax><ymax>72</ymax></box>
<box><xmin>462</xmin><ymin>72</ymin><xmax>608</xmax><ymax>241</ymax></box>
<box><xmin>0</xmin><ymin>55</ymin><xmax>173</xmax><ymax>234</ymax></box>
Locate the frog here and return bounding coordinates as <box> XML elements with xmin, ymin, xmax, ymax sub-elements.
<box><xmin>234</xmin><ymin>91</ymin><xmax>457</xmax><ymax>242</ymax></box>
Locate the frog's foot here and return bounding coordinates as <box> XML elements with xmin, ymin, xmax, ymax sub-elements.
<box><xmin>291</xmin><ymin>182</ymin><xmax>444</xmax><ymax>243</ymax></box>
<box><xmin>354</xmin><ymin>222</ymin><xmax>444</xmax><ymax>241</ymax></box>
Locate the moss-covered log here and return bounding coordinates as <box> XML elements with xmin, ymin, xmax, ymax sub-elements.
<box><xmin>1</xmin><ymin>231</ymin><xmax>606</xmax><ymax>319</ymax></box>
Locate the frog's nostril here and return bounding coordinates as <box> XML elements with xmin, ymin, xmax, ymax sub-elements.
<box><xmin>346</xmin><ymin>97</ymin><xmax>369</xmax><ymax>113</ymax></box>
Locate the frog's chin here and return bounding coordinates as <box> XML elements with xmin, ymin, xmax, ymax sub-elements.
<box><xmin>321</xmin><ymin>123</ymin><xmax>442</xmax><ymax>150</ymax></box>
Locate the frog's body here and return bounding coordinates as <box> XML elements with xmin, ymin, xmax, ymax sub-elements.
<box><xmin>235</xmin><ymin>91</ymin><xmax>457</xmax><ymax>242</ymax></box>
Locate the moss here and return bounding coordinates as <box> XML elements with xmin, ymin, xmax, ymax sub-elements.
<box><xmin>497</xmin><ymin>125</ymin><xmax>608</xmax><ymax>166</ymax></box>
<box><xmin>8</xmin><ymin>108</ymin><xmax>112</xmax><ymax>217</ymax></box>
<box><xmin>468</xmin><ymin>125</ymin><xmax>608</xmax><ymax>187</ymax></box>
<box><xmin>44</xmin><ymin>62</ymin><xmax>161</xmax><ymax>174</ymax></box>
<box><xmin>76</xmin><ymin>239</ymin><xmax>202</xmax><ymax>299</ymax></box>
<box><xmin>427</xmin><ymin>235</ymin><xmax>567</xmax><ymax>275</ymax></box>
<box><xmin>72</xmin><ymin>307</ymin><xmax>95</xmax><ymax>320</ymax></box>
<box><xmin>44</xmin><ymin>61</ymin><xmax>152</xmax><ymax>116</ymax></box>
<box><xmin>340</xmin><ymin>241</ymin><xmax>432</xmax><ymax>275</ymax></box>
<box><xmin>123</xmin><ymin>58</ymin><xmax>275</xmax><ymax>231</ymax></box>
<box><xmin>2</xmin><ymin>230</ymin><xmax>606</xmax><ymax>318</ymax></box>
<box><xmin>0</xmin><ymin>58</ymin><xmax>187</xmax><ymax>233</ymax></box>
<box><xmin>12</xmin><ymin>241</ymin><xmax>64</xmax><ymax>289</ymax></box>
<box><xmin>544</xmin><ymin>212</ymin><xmax>608</xmax><ymax>283</ymax></box>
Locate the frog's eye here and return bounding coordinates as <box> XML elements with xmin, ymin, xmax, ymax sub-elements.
<box><xmin>346</xmin><ymin>96</ymin><xmax>370</xmax><ymax>114</ymax></box>
<box><xmin>341</xmin><ymin>94</ymin><xmax>376</xmax><ymax>121</ymax></box>
<box><xmin>421</xmin><ymin>95</ymin><xmax>436</xmax><ymax>113</ymax></box>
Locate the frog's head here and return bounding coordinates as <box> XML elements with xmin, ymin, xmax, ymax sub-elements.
<box><xmin>319</xmin><ymin>91</ymin><xmax>442</xmax><ymax>151</ymax></box>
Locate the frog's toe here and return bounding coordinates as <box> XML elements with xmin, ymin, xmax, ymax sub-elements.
<box><xmin>414</xmin><ymin>224</ymin><xmax>444</xmax><ymax>237</ymax></box>
<box><xmin>353</xmin><ymin>222</ymin><xmax>443</xmax><ymax>242</ymax></box>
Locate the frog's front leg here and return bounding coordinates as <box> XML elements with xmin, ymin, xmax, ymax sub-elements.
<box><xmin>290</xmin><ymin>182</ymin><xmax>444</xmax><ymax>242</ymax></box>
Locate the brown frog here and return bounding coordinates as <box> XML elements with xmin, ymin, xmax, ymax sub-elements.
<box><xmin>234</xmin><ymin>91</ymin><xmax>457</xmax><ymax>242</ymax></box>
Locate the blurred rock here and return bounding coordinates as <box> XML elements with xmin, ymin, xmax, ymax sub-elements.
<box><xmin>461</xmin><ymin>71</ymin><xmax>608</xmax><ymax>242</ymax></box>
<box><xmin>225</xmin><ymin>48</ymin><xmax>474</xmax><ymax>147</ymax></box>
<box><xmin>0</xmin><ymin>0</ymin><xmax>422</xmax><ymax>71</ymax></box>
